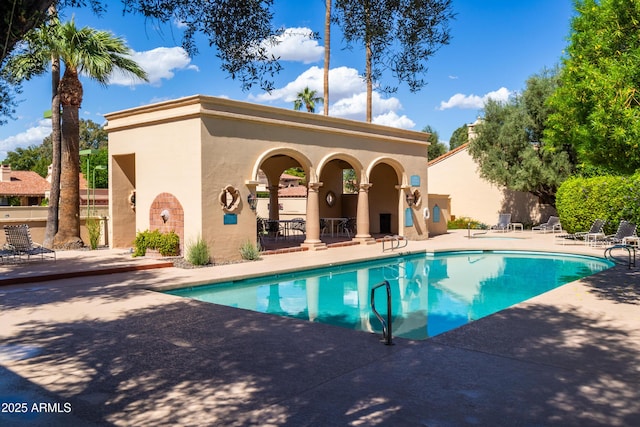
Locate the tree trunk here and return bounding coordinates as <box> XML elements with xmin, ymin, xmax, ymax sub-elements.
<box><xmin>55</xmin><ymin>67</ymin><xmax>83</xmax><ymax>248</ymax></box>
<box><xmin>323</xmin><ymin>0</ymin><xmax>331</xmax><ymax>116</ymax></box>
<box><xmin>43</xmin><ymin>53</ymin><xmax>61</xmax><ymax>248</ymax></box>
<box><xmin>365</xmin><ymin>40</ymin><xmax>372</xmax><ymax>123</ymax></box>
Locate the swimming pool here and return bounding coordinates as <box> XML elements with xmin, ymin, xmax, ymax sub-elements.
<box><xmin>166</xmin><ymin>251</ymin><xmax>613</xmax><ymax>340</ymax></box>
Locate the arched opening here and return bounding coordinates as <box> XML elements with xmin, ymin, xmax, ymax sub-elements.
<box><xmin>254</xmin><ymin>150</ymin><xmax>310</xmax><ymax>251</ymax></box>
<box><xmin>369</xmin><ymin>161</ymin><xmax>403</xmax><ymax>236</ymax></box>
<box><xmin>318</xmin><ymin>157</ymin><xmax>360</xmax><ymax>243</ymax></box>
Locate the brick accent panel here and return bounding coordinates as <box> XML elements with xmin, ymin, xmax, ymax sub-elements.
<box><xmin>149</xmin><ymin>192</ymin><xmax>184</xmax><ymax>255</ymax></box>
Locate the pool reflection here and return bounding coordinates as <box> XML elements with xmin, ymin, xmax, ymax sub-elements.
<box><xmin>167</xmin><ymin>252</ymin><xmax>612</xmax><ymax>340</ymax></box>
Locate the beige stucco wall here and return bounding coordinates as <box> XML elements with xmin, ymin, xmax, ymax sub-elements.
<box><xmin>426</xmin><ymin>194</ymin><xmax>450</xmax><ymax>236</ymax></box>
<box><xmin>106</xmin><ymin>95</ymin><xmax>430</xmax><ymax>261</ymax></box>
<box><xmin>428</xmin><ymin>146</ymin><xmax>553</xmax><ymax>227</ymax></box>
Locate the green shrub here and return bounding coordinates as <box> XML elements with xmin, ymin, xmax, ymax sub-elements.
<box><xmin>133</xmin><ymin>229</ymin><xmax>180</xmax><ymax>257</ymax></box>
<box><xmin>447</xmin><ymin>216</ymin><xmax>487</xmax><ymax>230</ymax></box>
<box><xmin>86</xmin><ymin>217</ymin><xmax>102</xmax><ymax>250</ymax></box>
<box><xmin>186</xmin><ymin>235</ymin><xmax>211</xmax><ymax>266</ymax></box>
<box><xmin>239</xmin><ymin>240</ymin><xmax>261</xmax><ymax>261</ymax></box>
<box><xmin>157</xmin><ymin>231</ymin><xmax>180</xmax><ymax>256</ymax></box>
<box><xmin>556</xmin><ymin>174</ymin><xmax>640</xmax><ymax>234</ymax></box>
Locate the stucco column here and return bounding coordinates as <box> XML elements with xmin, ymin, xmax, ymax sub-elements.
<box><xmin>268</xmin><ymin>185</ymin><xmax>279</xmax><ymax>221</ymax></box>
<box><xmin>302</xmin><ymin>182</ymin><xmax>327</xmax><ymax>250</ymax></box>
<box><xmin>355</xmin><ymin>183</ymin><xmax>375</xmax><ymax>244</ymax></box>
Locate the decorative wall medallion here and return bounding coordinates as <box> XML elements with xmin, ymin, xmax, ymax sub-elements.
<box><xmin>129</xmin><ymin>190</ymin><xmax>136</xmax><ymax>211</ymax></box>
<box><xmin>325</xmin><ymin>190</ymin><xmax>336</xmax><ymax>207</ymax></box>
<box><xmin>412</xmin><ymin>189</ymin><xmax>422</xmax><ymax>207</ymax></box>
<box><xmin>218</xmin><ymin>185</ymin><xmax>241</xmax><ymax>211</ymax></box>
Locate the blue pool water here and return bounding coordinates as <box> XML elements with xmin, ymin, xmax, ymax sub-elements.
<box><xmin>166</xmin><ymin>251</ymin><xmax>613</xmax><ymax>340</ymax></box>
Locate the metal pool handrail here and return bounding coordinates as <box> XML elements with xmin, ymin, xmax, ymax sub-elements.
<box><xmin>382</xmin><ymin>235</ymin><xmax>408</xmax><ymax>251</ymax></box>
<box><xmin>371</xmin><ymin>280</ymin><xmax>393</xmax><ymax>345</ymax></box>
<box><xmin>604</xmin><ymin>244</ymin><xmax>636</xmax><ymax>269</ymax></box>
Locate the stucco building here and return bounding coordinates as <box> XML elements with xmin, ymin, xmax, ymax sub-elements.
<box><xmin>428</xmin><ymin>136</ymin><xmax>554</xmax><ymax>227</ymax></box>
<box><xmin>105</xmin><ymin>95</ymin><xmax>432</xmax><ymax>261</ymax></box>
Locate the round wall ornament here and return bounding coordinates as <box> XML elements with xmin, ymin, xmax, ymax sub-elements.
<box><xmin>326</xmin><ymin>190</ymin><xmax>336</xmax><ymax>207</ymax></box>
<box><xmin>218</xmin><ymin>185</ymin><xmax>241</xmax><ymax>211</ymax></box>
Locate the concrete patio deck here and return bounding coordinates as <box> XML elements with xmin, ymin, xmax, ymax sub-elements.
<box><xmin>0</xmin><ymin>230</ymin><xmax>638</xmax><ymax>426</ymax></box>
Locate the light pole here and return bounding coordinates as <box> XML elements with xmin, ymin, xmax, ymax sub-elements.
<box><xmin>79</xmin><ymin>149</ymin><xmax>99</xmax><ymax>219</ymax></box>
<box><xmin>93</xmin><ymin>165</ymin><xmax>107</xmax><ymax>216</ymax></box>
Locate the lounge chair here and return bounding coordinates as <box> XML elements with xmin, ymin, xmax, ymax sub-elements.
<box><xmin>490</xmin><ymin>213</ymin><xmax>511</xmax><ymax>232</ymax></box>
<box><xmin>3</xmin><ymin>224</ymin><xmax>56</xmax><ymax>261</ymax></box>
<box><xmin>557</xmin><ymin>219</ymin><xmax>606</xmax><ymax>245</ymax></box>
<box><xmin>594</xmin><ymin>220</ymin><xmax>637</xmax><ymax>247</ymax></box>
<box><xmin>0</xmin><ymin>248</ymin><xmax>17</xmax><ymax>263</ymax></box>
<box><xmin>532</xmin><ymin>216</ymin><xmax>562</xmax><ymax>233</ymax></box>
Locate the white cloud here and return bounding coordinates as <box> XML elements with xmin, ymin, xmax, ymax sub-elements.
<box><xmin>108</xmin><ymin>47</ymin><xmax>199</xmax><ymax>87</ymax></box>
<box><xmin>173</xmin><ymin>18</ymin><xmax>188</xmax><ymax>29</ymax></box>
<box><xmin>261</xmin><ymin>27</ymin><xmax>324</xmax><ymax>64</ymax></box>
<box><xmin>251</xmin><ymin>65</ymin><xmax>413</xmax><ymax>129</ymax></box>
<box><xmin>330</xmin><ymin>91</ymin><xmax>401</xmax><ymax>118</ymax></box>
<box><xmin>330</xmin><ymin>91</ymin><xmax>414</xmax><ymax>129</ymax></box>
<box><xmin>438</xmin><ymin>87</ymin><xmax>512</xmax><ymax>110</ymax></box>
<box><xmin>372</xmin><ymin>111</ymin><xmax>415</xmax><ymax>129</ymax></box>
<box><xmin>253</xmin><ymin>66</ymin><xmax>365</xmax><ymax>103</ymax></box>
<box><xmin>0</xmin><ymin>120</ymin><xmax>52</xmax><ymax>160</ymax></box>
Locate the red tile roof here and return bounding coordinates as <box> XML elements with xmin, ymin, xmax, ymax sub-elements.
<box><xmin>0</xmin><ymin>170</ymin><xmax>50</xmax><ymax>196</ymax></box>
<box><xmin>278</xmin><ymin>186</ymin><xmax>308</xmax><ymax>197</ymax></box>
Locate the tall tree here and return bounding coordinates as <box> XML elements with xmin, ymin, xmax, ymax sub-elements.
<box><xmin>2</xmin><ymin>1</ymin><xmax>279</xmax><ymax>90</ymax></box>
<box><xmin>4</xmin><ymin>5</ymin><xmax>63</xmax><ymax>247</ymax></box>
<box><xmin>423</xmin><ymin>125</ymin><xmax>446</xmax><ymax>159</ymax></box>
<box><xmin>333</xmin><ymin>0</ymin><xmax>454</xmax><ymax>122</ymax></box>
<box><xmin>3</xmin><ymin>144</ymin><xmax>51</xmax><ymax>174</ymax></box>
<box><xmin>45</xmin><ymin>4</ymin><xmax>62</xmax><ymax>249</ymax></box>
<box><xmin>323</xmin><ymin>0</ymin><xmax>331</xmax><ymax>116</ymax></box>
<box><xmin>448</xmin><ymin>124</ymin><xmax>468</xmax><ymax>150</ymax></box>
<box><xmin>293</xmin><ymin>87</ymin><xmax>323</xmax><ymax>113</ymax></box>
<box><xmin>7</xmin><ymin>18</ymin><xmax>147</xmax><ymax>248</ymax></box>
<box><xmin>4</xmin><ymin>118</ymin><xmax>107</xmax><ymax>180</ymax></box>
<box><xmin>1</xmin><ymin>0</ymin><xmax>282</xmax><ymax>125</ymax></box>
<box><xmin>546</xmin><ymin>0</ymin><xmax>640</xmax><ymax>174</ymax></box>
<box><xmin>55</xmin><ymin>20</ymin><xmax>146</xmax><ymax>247</ymax></box>
<box><xmin>1</xmin><ymin>0</ymin><xmax>53</xmax><ymax>62</ymax></box>
<box><xmin>468</xmin><ymin>70</ymin><xmax>573</xmax><ymax>207</ymax></box>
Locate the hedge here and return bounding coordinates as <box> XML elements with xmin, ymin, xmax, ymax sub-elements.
<box><xmin>555</xmin><ymin>173</ymin><xmax>640</xmax><ymax>234</ymax></box>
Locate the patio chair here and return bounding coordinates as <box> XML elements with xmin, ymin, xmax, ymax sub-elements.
<box><xmin>290</xmin><ymin>218</ymin><xmax>306</xmax><ymax>239</ymax></box>
<box><xmin>556</xmin><ymin>219</ymin><xmax>605</xmax><ymax>244</ymax></box>
<box><xmin>257</xmin><ymin>218</ymin><xmax>267</xmax><ymax>247</ymax></box>
<box><xmin>338</xmin><ymin>217</ymin><xmax>356</xmax><ymax>238</ymax></box>
<box><xmin>3</xmin><ymin>224</ymin><xmax>56</xmax><ymax>261</ymax></box>
<box><xmin>489</xmin><ymin>213</ymin><xmax>511</xmax><ymax>232</ymax></box>
<box><xmin>319</xmin><ymin>218</ymin><xmax>328</xmax><ymax>236</ymax></box>
<box><xmin>595</xmin><ymin>220</ymin><xmax>637</xmax><ymax>247</ymax></box>
<box><xmin>532</xmin><ymin>216</ymin><xmax>562</xmax><ymax>233</ymax></box>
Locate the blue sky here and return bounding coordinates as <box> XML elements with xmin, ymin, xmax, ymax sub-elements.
<box><xmin>0</xmin><ymin>0</ymin><xmax>574</xmax><ymax>160</ymax></box>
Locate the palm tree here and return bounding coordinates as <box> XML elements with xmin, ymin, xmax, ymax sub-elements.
<box><xmin>293</xmin><ymin>87</ymin><xmax>323</xmax><ymax>113</ymax></box>
<box><xmin>6</xmin><ymin>8</ymin><xmax>62</xmax><ymax>249</ymax></box>
<box><xmin>6</xmin><ymin>18</ymin><xmax>148</xmax><ymax>248</ymax></box>
<box><xmin>56</xmin><ymin>20</ymin><xmax>147</xmax><ymax>247</ymax></box>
